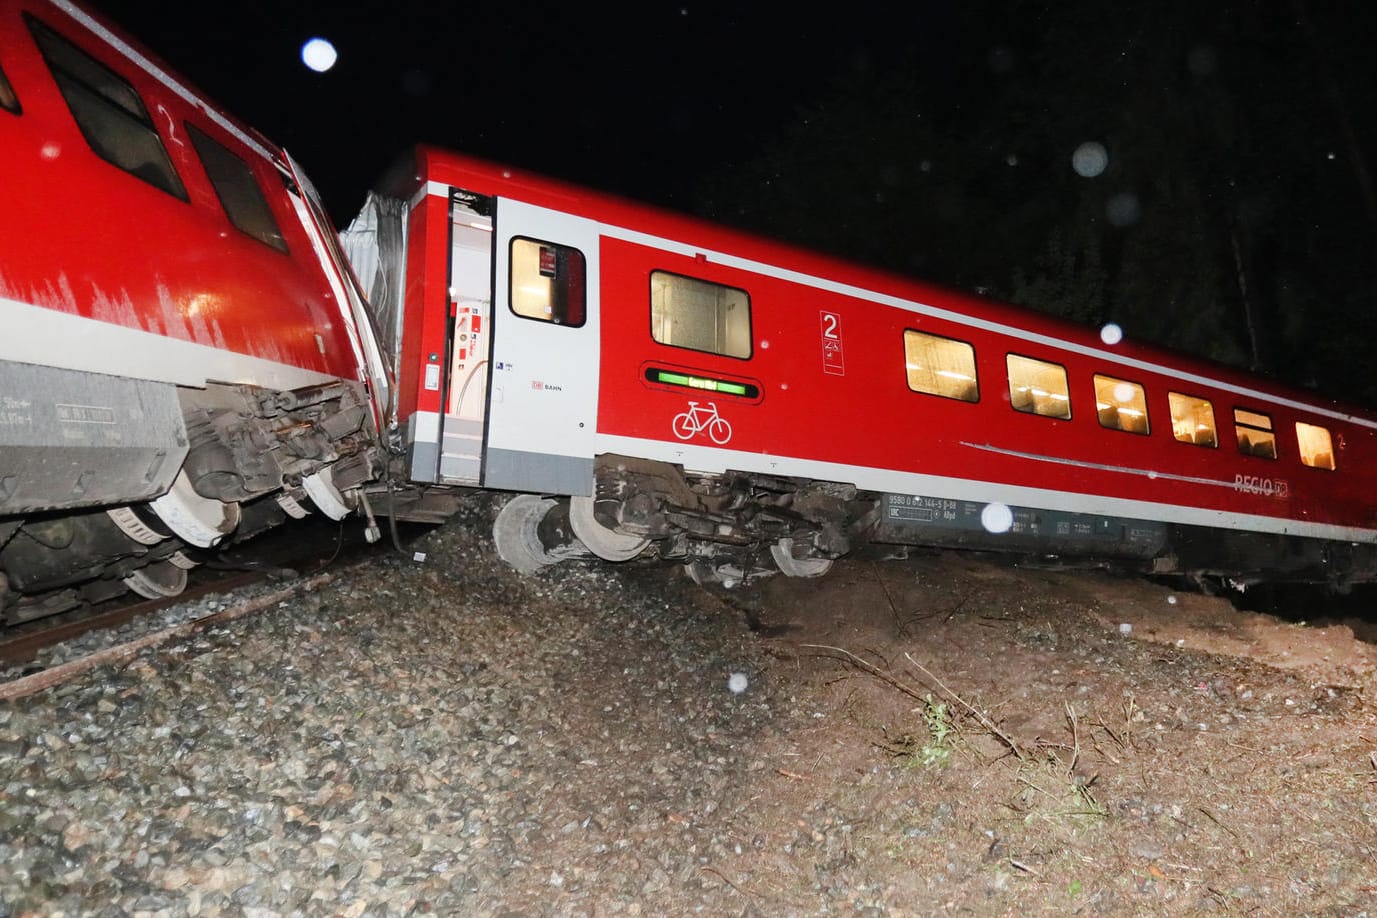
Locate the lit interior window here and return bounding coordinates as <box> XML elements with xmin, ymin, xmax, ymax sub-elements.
<box><xmin>510</xmin><ymin>238</ymin><xmax>586</xmax><ymax>326</ymax></box>
<box><xmin>904</xmin><ymin>330</ymin><xmax>978</xmax><ymax>402</ymax></box>
<box><xmin>649</xmin><ymin>271</ymin><xmax>751</xmax><ymax>359</ymax></box>
<box><xmin>1168</xmin><ymin>392</ymin><xmax>1217</xmax><ymax>447</ymax></box>
<box><xmin>1093</xmin><ymin>374</ymin><xmax>1149</xmax><ymax>434</ymax></box>
<box><xmin>1007</xmin><ymin>354</ymin><xmax>1070</xmax><ymax>418</ymax></box>
<box><xmin>1295</xmin><ymin>421</ymin><xmax>1336</xmax><ymax>470</ymax></box>
<box><xmin>1234</xmin><ymin>408</ymin><xmax>1277</xmax><ymax>459</ymax></box>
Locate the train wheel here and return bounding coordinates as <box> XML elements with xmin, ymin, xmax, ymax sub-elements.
<box><xmin>149</xmin><ymin>471</ymin><xmax>241</xmax><ymax>548</ymax></box>
<box><xmin>492</xmin><ymin>495</ymin><xmax>563</xmax><ymax>575</ymax></box>
<box><xmin>122</xmin><ymin>559</ymin><xmax>189</xmax><ymax>599</ymax></box>
<box><xmin>769</xmin><ymin>538</ymin><xmax>833</xmax><ymax>578</ymax></box>
<box><xmin>568</xmin><ymin>496</ymin><xmax>649</xmax><ymax>562</ymax></box>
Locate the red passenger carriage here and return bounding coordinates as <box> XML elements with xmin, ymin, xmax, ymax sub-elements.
<box><xmin>350</xmin><ymin>146</ymin><xmax>1377</xmax><ymax>590</ymax></box>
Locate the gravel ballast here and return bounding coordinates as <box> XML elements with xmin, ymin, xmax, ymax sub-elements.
<box><xmin>0</xmin><ymin>503</ymin><xmax>772</xmax><ymax>915</ymax></box>
<box><xmin>5</xmin><ymin>498</ymin><xmax>1377</xmax><ymax>915</ymax></box>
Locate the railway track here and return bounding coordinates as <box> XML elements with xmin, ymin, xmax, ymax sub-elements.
<box><xmin>0</xmin><ymin>569</ymin><xmax>267</xmax><ymax>666</ymax></box>
<box><xmin>0</xmin><ymin>516</ymin><xmax>427</xmax><ymax>679</ymax></box>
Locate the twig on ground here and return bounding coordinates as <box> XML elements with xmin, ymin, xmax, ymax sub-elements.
<box><xmin>801</xmin><ymin>642</ymin><xmax>1026</xmax><ymax>759</ymax></box>
<box><xmin>701</xmin><ymin>865</ymin><xmax>756</xmax><ymax>899</ymax></box>
<box><xmin>903</xmin><ymin>651</ymin><xmax>1026</xmax><ymax>760</ymax></box>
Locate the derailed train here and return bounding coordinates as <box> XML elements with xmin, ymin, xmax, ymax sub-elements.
<box><xmin>4</xmin><ymin>0</ymin><xmax>1377</xmax><ymax>624</ymax></box>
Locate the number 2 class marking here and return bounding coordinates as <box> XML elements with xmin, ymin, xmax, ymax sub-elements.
<box><xmin>819</xmin><ymin>310</ymin><xmax>845</xmax><ymax>375</ymax></box>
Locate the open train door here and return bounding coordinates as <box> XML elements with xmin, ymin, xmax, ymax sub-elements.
<box><xmin>481</xmin><ymin>199</ymin><xmax>601</xmax><ymax>496</ymax></box>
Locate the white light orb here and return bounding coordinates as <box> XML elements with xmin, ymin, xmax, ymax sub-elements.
<box><xmin>980</xmin><ymin>502</ymin><xmax>1013</xmax><ymax>534</ymax></box>
<box><xmin>301</xmin><ymin>37</ymin><xmax>338</xmax><ymax>73</ymax></box>
<box><xmin>727</xmin><ymin>672</ymin><xmax>749</xmax><ymax>694</ymax></box>
<box><xmin>1072</xmin><ymin>141</ymin><xmax>1108</xmax><ymax>178</ymax></box>
<box><xmin>1113</xmin><ymin>382</ymin><xmax>1136</xmax><ymax>403</ymax></box>
<box><xmin>1100</xmin><ymin>322</ymin><xmax>1123</xmax><ymax>345</ymax></box>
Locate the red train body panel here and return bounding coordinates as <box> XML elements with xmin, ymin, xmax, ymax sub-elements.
<box><xmin>0</xmin><ymin>0</ymin><xmax>373</xmax><ymax>389</ymax></box>
<box><xmin>362</xmin><ymin>146</ymin><xmax>1377</xmax><ymax>586</ymax></box>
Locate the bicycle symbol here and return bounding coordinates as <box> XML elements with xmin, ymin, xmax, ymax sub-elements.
<box><xmin>671</xmin><ymin>400</ymin><xmax>733</xmax><ymax>445</ymax></box>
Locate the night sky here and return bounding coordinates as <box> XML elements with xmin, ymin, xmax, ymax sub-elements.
<box><xmin>85</xmin><ymin>2</ymin><xmax>952</xmax><ymax>222</ymax></box>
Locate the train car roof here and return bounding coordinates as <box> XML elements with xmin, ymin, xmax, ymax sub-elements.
<box><xmin>389</xmin><ymin>143</ymin><xmax>1377</xmax><ymax>427</ymax></box>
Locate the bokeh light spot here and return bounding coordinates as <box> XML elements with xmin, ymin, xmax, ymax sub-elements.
<box><xmin>1072</xmin><ymin>141</ymin><xmax>1108</xmax><ymax>178</ymax></box>
<box><xmin>301</xmin><ymin>37</ymin><xmax>338</xmax><ymax>73</ymax></box>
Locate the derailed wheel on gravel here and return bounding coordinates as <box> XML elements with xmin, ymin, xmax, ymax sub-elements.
<box><xmin>569</xmin><ymin>496</ymin><xmax>649</xmax><ymax>562</ymax></box>
<box><xmin>769</xmin><ymin>538</ymin><xmax>833</xmax><ymax>578</ymax></box>
<box><xmin>492</xmin><ymin>494</ymin><xmax>561</xmax><ymax>575</ymax></box>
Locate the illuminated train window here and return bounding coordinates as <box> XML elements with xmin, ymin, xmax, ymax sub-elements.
<box><xmin>904</xmin><ymin>330</ymin><xmax>978</xmax><ymax>402</ymax></box>
<box><xmin>1296</xmin><ymin>422</ymin><xmax>1336</xmax><ymax>470</ymax></box>
<box><xmin>188</xmin><ymin>125</ymin><xmax>288</xmax><ymax>252</ymax></box>
<box><xmin>1006</xmin><ymin>354</ymin><xmax>1069</xmax><ymax>418</ymax></box>
<box><xmin>650</xmin><ymin>271</ymin><xmax>752</xmax><ymax>359</ymax></box>
<box><xmin>1093</xmin><ymin>374</ymin><xmax>1150</xmax><ymax>434</ymax></box>
<box><xmin>0</xmin><ymin>59</ymin><xmax>18</xmax><ymax>113</ymax></box>
<box><xmin>1234</xmin><ymin>408</ymin><xmax>1277</xmax><ymax>459</ymax></box>
<box><xmin>1168</xmin><ymin>392</ymin><xmax>1217</xmax><ymax>447</ymax></box>
<box><xmin>510</xmin><ymin>238</ymin><xmax>586</xmax><ymax>326</ymax></box>
<box><xmin>28</xmin><ymin>18</ymin><xmax>187</xmax><ymax>200</ymax></box>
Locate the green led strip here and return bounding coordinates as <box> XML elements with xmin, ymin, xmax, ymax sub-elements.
<box><xmin>650</xmin><ymin>369</ymin><xmax>754</xmax><ymax>397</ymax></box>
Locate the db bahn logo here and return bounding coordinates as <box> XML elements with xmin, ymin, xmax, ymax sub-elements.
<box><xmin>671</xmin><ymin>400</ymin><xmax>733</xmax><ymax>445</ymax></box>
<box><xmin>1233</xmin><ymin>474</ymin><xmax>1289</xmax><ymax>498</ymax></box>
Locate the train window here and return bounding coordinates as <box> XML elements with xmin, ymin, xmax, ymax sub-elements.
<box><xmin>0</xmin><ymin>60</ymin><xmax>18</xmax><ymax>113</ymax></box>
<box><xmin>510</xmin><ymin>238</ymin><xmax>586</xmax><ymax>326</ymax></box>
<box><xmin>188</xmin><ymin>124</ymin><xmax>288</xmax><ymax>252</ymax></box>
<box><xmin>1296</xmin><ymin>422</ymin><xmax>1336</xmax><ymax>470</ymax></box>
<box><xmin>1006</xmin><ymin>354</ymin><xmax>1069</xmax><ymax>418</ymax></box>
<box><xmin>904</xmin><ymin>331</ymin><xmax>978</xmax><ymax>402</ymax></box>
<box><xmin>1234</xmin><ymin>408</ymin><xmax>1277</xmax><ymax>459</ymax></box>
<box><xmin>28</xmin><ymin>18</ymin><xmax>187</xmax><ymax>200</ymax></box>
<box><xmin>650</xmin><ymin>271</ymin><xmax>751</xmax><ymax>359</ymax></box>
<box><xmin>1093</xmin><ymin>374</ymin><xmax>1150</xmax><ymax>435</ymax></box>
<box><xmin>1168</xmin><ymin>392</ymin><xmax>1217</xmax><ymax>447</ymax></box>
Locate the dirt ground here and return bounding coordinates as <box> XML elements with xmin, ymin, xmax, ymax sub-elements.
<box><xmin>9</xmin><ymin>511</ymin><xmax>1377</xmax><ymax>915</ymax></box>
<box><xmin>686</xmin><ymin>550</ymin><xmax>1377</xmax><ymax>914</ymax></box>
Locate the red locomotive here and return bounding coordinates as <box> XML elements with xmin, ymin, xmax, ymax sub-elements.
<box><xmin>4</xmin><ymin>0</ymin><xmax>1377</xmax><ymax>626</ymax></box>
<box><xmin>350</xmin><ymin>146</ymin><xmax>1377</xmax><ymax>591</ymax></box>
<box><xmin>0</xmin><ymin>0</ymin><xmax>387</xmax><ymax>621</ymax></box>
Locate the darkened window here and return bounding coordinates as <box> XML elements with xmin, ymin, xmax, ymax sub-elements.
<box><xmin>510</xmin><ymin>238</ymin><xmax>586</xmax><ymax>326</ymax></box>
<box><xmin>650</xmin><ymin>271</ymin><xmax>751</xmax><ymax>359</ymax></box>
<box><xmin>28</xmin><ymin>17</ymin><xmax>186</xmax><ymax>199</ymax></box>
<box><xmin>1094</xmin><ymin>374</ymin><xmax>1150</xmax><ymax>435</ymax></box>
<box><xmin>187</xmin><ymin>124</ymin><xmax>287</xmax><ymax>252</ymax></box>
<box><xmin>1007</xmin><ymin>354</ymin><xmax>1070</xmax><ymax>418</ymax></box>
<box><xmin>0</xmin><ymin>59</ymin><xmax>19</xmax><ymax>113</ymax></box>
<box><xmin>1296</xmin><ymin>421</ymin><xmax>1336</xmax><ymax>470</ymax></box>
<box><xmin>1234</xmin><ymin>408</ymin><xmax>1277</xmax><ymax>459</ymax></box>
<box><xmin>903</xmin><ymin>330</ymin><xmax>978</xmax><ymax>401</ymax></box>
<box><xmin>1168</xmin><ymin>392</ymin><xmax>1217</xmax><ymax>447</ymax></box>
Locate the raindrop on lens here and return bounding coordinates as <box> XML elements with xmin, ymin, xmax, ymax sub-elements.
<box><xmin>1072</xmin><ymin>141</ymin><xmax>1108</xmax><ymax>178</ymax></box>
<box><xmin>301</xmin><ymin>37</ymin><xmax>338</xmax><ymax>73</ymax></box>
<box><xmin>1106</xmin><ymin>192</ymin><xmax>1141</xmax><ymax>227</ymax></box>
<box><xmin>1100</xmin><ymin>323</ymin><xmax>1123</xmax><ymax>345</ymax></box>
<box><xmin>980</xmin><ymin>502</ymin><xmax>1013</xmax><ymax>534</ymax></box>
